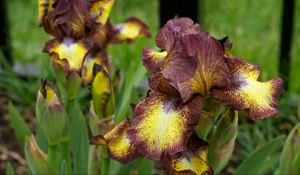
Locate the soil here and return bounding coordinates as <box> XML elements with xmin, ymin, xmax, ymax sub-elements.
<box><xmin>0</xmin><ymin>94</ymin><xmax>34</xmax><ymax>175</ymax></box>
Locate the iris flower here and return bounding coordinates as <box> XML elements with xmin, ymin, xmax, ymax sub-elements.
<box><xmin>39</xmin><ymin>0</ymin><xmax>150</xmax><ymax>84</ymax></box>
<box><xmin>92</xmin><ymin>17</ymin><xmax>282</xmax><ymax>174</ymax></box>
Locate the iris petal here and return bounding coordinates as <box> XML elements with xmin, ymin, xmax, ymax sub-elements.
<box><xmin>110</xmin><ymin>18</ymin><xmax>151</xmax><ymax>43</ymax></box>
<box><xmin>167</xmin><ymin>151</ymin><xmax>213</xmax><ymax>175</ymax></box>
<box><xmin>44</xmin><ymin>38</ymin><xmax>91</xmax><ymax>73</ymax></box>
<box><xmin>89</xmin><ymin>0</ymin><xmax>115</xmax><ymax>25</ymax></box>
<box><xmin>38</xmin><ymin>0</ymin><xmax>54</xmax><ymax>25</ymax></box>
<box><xmin>127</xmin><ymin>92</ymin><xmax>202</xmax><ymax>160</ymax></box>
<box><xmin>82</xmin><ymin>51</ymin><xmax>109</xmax><ymax>85</ymax></box>
<box><xmin>162</xmin><ymin>33</ymin><xmax>231</xmax><ymax>102</ymax></box>
<box><xmin>156</xmin><ymin>17</ymin><xmax>201</xmax><ymax>52</ymax></box>
<box><xmin>142</xmin><ymin>47</ymin><xmax>167</xmax><ymax>73</ymax></box>
<box><xmin>104</xmin><ymin>119</ymin><xmax>140</xmax><ymax>164</ymax></box>
<box><xmin>212</xmin><ymin>57</ymin><xmax>283</xmax><ymax>120</ymax></box>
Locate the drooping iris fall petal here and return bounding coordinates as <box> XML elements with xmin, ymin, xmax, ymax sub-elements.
<box><xmin>165</xmin><ymin>134</ymin><xmax>213</xmax><ymax>175</ymax></box>
<box><xmin>93</xmin><ymin>119</ymin><xmax>140</xmax><ymax>164</ymax></box>
<box><xmin>127</xmin><ymin>92</ymin><xmax>202</xmax><ymax>160</ymax></box>
<box><xmin>167</xmin><ymin>151</ymin><xmax>213</xmax><ymax>175</ymax></box>
<box><xmin>105</xmin><ymin>119</ymin><xmax>140</xmax><ymax>164</ymax></box>
<box><xmin>212</xmin><ymin>57</ymin><xmax>282</xmax><ymax>120</ymax></box>
<box><xmin>110</xmin><ymin>18</ymin><xmax>151</xmax><ymax>43</ymax></box>
<box><xmin>89</xmin><ymin>0</ymin><xmax>115</xmax><ymax>25</ymax></box>
<box><xmin>44</xmin><ymin>38</ymin><xmax>91</xmax><ymax>74</ymax></box>
<box><xmin>162</xmin><ymin>33</ymin><xmax>231</xmax><ymax>102</ymax></box>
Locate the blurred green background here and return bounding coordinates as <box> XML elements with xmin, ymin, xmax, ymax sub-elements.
<box><xmin>1</xmin><ymin>0</ymin><xmax>300</xmax><ymax>174</ymax></box>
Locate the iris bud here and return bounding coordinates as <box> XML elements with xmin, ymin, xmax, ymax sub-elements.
<box><xmin>25</xmin><ymin>135</ymin><xmax>53</xmax><ymax>174</ymax></box>
<box><xmin>36</xmin><ymin>80</ymin><xmax>68</xmax><ymax>145</ymax></box>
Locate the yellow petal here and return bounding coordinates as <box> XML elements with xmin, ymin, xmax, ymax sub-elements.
<box><xmin>38</xmin><ymin>0</ymin><xmax>54</xmax><ymax>25</ymax></box>
<box><xmin>82</xmin><ymin>51</ymin><xmax>108</xmax><ymax>85</ymax></box>
<box><xmin>168</xmin><ymin>151</ymin><xmax>213</xmax><ymax>175</ymax></box>
<box><xmin>90</xmin><ymin>0</ymin><xmax>115</xmax><ymax>25</ymax></box>
<box><xmin>44</xmin><ymin>38</ymin><xmax>90</xmax><ymax>73</ymax></box>
<box><xmin>111</xmin><ymin>18</ymin><xmax>150</xmax><ymax>43</ymax></box>
<box><xmin>104</xmin><ymin>119</ymin><xmax>139</xmax><ymax>164</ymax></box>
<box><xmin>91</xmin><ymin>64</ymin><xmax>111</xmax><ymax>117</ymax></box>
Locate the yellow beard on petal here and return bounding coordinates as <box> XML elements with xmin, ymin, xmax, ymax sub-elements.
<box><xmin>238</xmin><ymin>74</ymin><xmax>274</xmax><ymax>110</ymax></box>
<box><xmin>136</xmin><ymin>97</ymin><xmax>188</xmax><ymax>153</ymax></box>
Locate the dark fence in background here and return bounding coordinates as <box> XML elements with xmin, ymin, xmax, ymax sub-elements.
<box><xmin>0</xmin><ymin>0</ymin><xmax>296</xmax><ymax>90</ymax></box>
<box><xmin>0</xmin><ymin>0</ymin><xmax>12</xmax><ymax>63</ymax></box>
<box><xmin>279</xmin><ymin>0</ymin><xmax>295</xmax><ymax>90</ymax></box>
<box><xmin>160</xmin><ymin>0</ymin><xmax>198</xmax><ymax>26</ymax></box>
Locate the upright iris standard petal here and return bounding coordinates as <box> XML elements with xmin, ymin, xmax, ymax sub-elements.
<box><xmin>127</xmin><ymin>92</ymin><xmax>202</xmax><ymax>160</ymax></box>
<box><xmin>38</xmin><ymin>0</ymin><xmax>54</xmax><ymax>25</ymax></box>
<box><xmin>110</xmin><ymin>18</ymin><xmax>151</xmax><ymax>43</ymax></box>
<box><xmin>149</xmin><ymin>73</ymin><xmax>180</xmax><ymax>98</ymax></box>
<box><xmin>155</xmin><ymin>17</ymin><xmax>201</xmax><ymax>52</ymax></box>
<box><xmin>50</xmin><ymin>0</ymin><xmax>92</xmax><ymax>39</ymax></box>
<box><xmin>89</xmin><ymin>0</ymin><xmax>115</xmax><ymax>25</ymax></box>
<box><xmin>162</xmin><ymin>33</ymin><xmax>231</xmax><ymax>102</ymax></box>
<box><xmin>44</xmin><ymin>38</ymin><xmax>91</xmax><ymax>74</ymax></box>
<box><xmin>212</xmin><ymin>57</ymin><xmax>283</xmax><ymax>120</ymax></box>
<box><xmin>142</xmin><ymin>47</ymin><xmax>167</xmax><ymax>73</ymax></box>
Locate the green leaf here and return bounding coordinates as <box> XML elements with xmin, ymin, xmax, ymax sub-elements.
<box><xmin>233</xmin><ymin>135</ymin><xmax>285</xmax><ymax>175</ymax></box>
<box><xmin>6</xmin><ymin>162</ymin><xmax>14</xmax><ymax>175</ymax></box>
<box><xmin>136</xmin><ymin>158</ymin><xmax>154</xmax><ymax>175</ymax></box>
<box><xmin>8</xmin><ymin>101</ymin><xmax>31</xmax><ymax>148</ymax></box>
<box><xmin>116</xmin><ymin>66</ymin><xmax>146</xmax><ymax>123</ymax></box>
<box><xmin>60</xmin><ymin>160</ymin><xmax>66</xmax><ymax>175</ymax></box>
<box><xmin>67</xmin><ymin>99</ymin><xmax>89</xmax><ymax>174</ymax></box>
<box><xmin>279</xmin><ymin>123</ymin><xmax>300</xmax><ymax>174</ymax></box>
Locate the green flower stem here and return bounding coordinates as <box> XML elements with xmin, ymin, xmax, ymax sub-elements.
<box><xmin>101</xmin><ymin>146</ymin><xmax>110</xmax><ymax>175</ymax></box>
<box><xmin>61</xmin><ymin>141</ymin><xmax>71</xmax><ymax>174</ymax></box>
<box><xmin>48</xmin><ymin>144</ymin><xmax>57</xmax><ymax>173</ymax></box>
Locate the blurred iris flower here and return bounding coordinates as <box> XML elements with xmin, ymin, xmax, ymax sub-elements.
<box><xmin>39</xmin><ymin>0</ymin><xmax>150</xmax><ymax>86</ymax></box>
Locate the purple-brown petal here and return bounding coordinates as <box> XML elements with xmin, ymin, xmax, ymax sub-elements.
<box><xmin>155</xmin><ymin>17</ymin><xmax>201</xmax><ymax>52</ymax></box>
<box><xmin>162</xmin><ymin>33</ymin><xmax>231</xmax><ymax>102</ymax></box>
<box><xmin>212</xmin><ymin>57</ymin><xmax>283</xmax><ymax>120</ymax></box>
